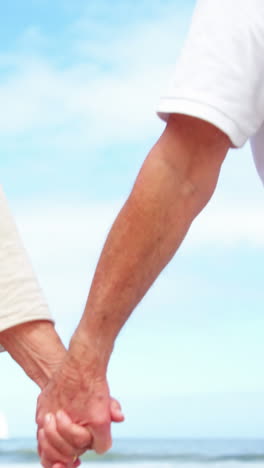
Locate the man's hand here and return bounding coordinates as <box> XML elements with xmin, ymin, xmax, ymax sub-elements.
<box><xmin>36</xmin><ymin>339</ymin><xmax>124</xmax><ymax>468</ymax></box>
<box><xmin>38</xmin><ymin>399</ymin><xmax>124</xmax><ymax>468</ymax></box>
<box><xmin>0</xmin><ymin>320</ymin><xmax>124</xmax><ymax>467</ymax></box>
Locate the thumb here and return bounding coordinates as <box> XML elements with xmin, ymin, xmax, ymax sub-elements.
<box><xmin>110</xmin><ymin>398</ymin><xmax>125</xmax><ymax>423</ymax></box>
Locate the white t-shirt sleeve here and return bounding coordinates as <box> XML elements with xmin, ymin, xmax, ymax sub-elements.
<box><xmin>0</xmin><ymin>187</ymin><xmax>53</xmax><ymax>352</ymax></box>
<box><xmin>157</xmin><ymin>0</ymin><xmax>264</xmax><ymax>148</ymax></box>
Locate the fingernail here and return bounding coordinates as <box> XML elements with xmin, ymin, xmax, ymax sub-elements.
<box><xmin>56</xmin><ymin>410</ymin><xmax>66</xmax><ymax>422</ymax></box>
<box><xmin>56</xmin><ymin>410</ymin><xmax>65</xmax><ymax>420</ymax></box>
<box><xmin>56</xmin><ymin>410</ymin><xmax>70</xmax><ymax>423</ymax></box>
<box><xmin>45</xmin><ymin>413</ymin><xmax>52</xmax><ymax>424</ymax></box>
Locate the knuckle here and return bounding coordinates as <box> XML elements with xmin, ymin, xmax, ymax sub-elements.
<box><xmin>55</xmin><ymin>442</ymin><xmax>72</xmax><ymax>457</ymax></box>
<box><xmin>54</xmin><ymin>423</ymin><xmax>62</xmax><ymax>435</ymax></box>
<box><xmin>43</xmin><ymin>425</ymin><xmax>54</xmax><ymax>439</ymax></box>
<box><xmin>73</xmin><ymin>431</ymin><xmax>91</xmax><ymax>449</ymax></box>
<box><xmin>56</xmin><ymin>425</ymin><xmax>85</xmax><ymax>450</ymax></box>
<box><xmin>55</xmin><ymin>416</ymin><xmax>67</xmax><ymax>432</ymax></box>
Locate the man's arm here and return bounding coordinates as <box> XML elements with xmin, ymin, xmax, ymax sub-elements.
<box><xmin>37</xmin><ymin>115</ymin><xmax>231</xmax><ymax>466</ymax></box>
<box><xmin>73</xmin><ymin>115</ymin><xmax>230</xmax><ymax>362</ymax></box>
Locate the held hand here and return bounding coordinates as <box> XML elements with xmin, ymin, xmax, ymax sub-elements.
<box><xmin>36</xmin><ymin>359</ymin><xmax>124</xmax><ymax>468</ymax></box>
<box><xmin>38</xmin><ymin>400</ymin><xmax>124</xmax><ymax>468</ymax></box>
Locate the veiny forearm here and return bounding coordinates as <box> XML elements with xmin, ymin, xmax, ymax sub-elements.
<box><xmin>73</xmin><ymin>155</ymin><xmax>195</xmax><ymax>366</ymax></box>
<box><xmin>0</xmin><ymin>320</ymin><xmax>66</xmax><ymax>389</ymax></box>
<box><xmin>70</xmin><ymin>116</ymin><xmax>230</xmax><ymax>373</ymax></box>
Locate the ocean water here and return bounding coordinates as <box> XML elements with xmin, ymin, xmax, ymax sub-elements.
<box><xmin>1</xmin><ymin>438</ymin><xmax>264</xmax><ymax>468</ymax></box>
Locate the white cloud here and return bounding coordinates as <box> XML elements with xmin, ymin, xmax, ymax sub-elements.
<box><xmin>187</xmin><ymin>200</ymin><xmax>264</xmax><ymax>247</ymax></box>
<box><xmin>0</xmin><ymin>2</ymin><xmax>191</xmax><ymax>150</ymax></box>
<box><xmin>0</xmin><ymin>53</ymin><xmax>165</xmax><ymax>151</ymax></box>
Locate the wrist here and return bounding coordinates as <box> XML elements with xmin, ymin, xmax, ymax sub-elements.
<box><xmin>68</xmin><ymin>325</ymin><xmax>114</xmax><ymax>378</ymax></box>
<box><xmin>0</xmin><ymin>321</ymin><xmax>66</xmax><ymax>389</ymax></box>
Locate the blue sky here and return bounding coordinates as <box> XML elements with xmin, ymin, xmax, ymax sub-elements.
<box><xmin>1</xmin><ymin>0</ymin><xmax>264</xmax><ymax>440</ymax></box>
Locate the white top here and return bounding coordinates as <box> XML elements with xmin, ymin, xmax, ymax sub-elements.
<box><xmin>0</xmin><ymin>187</ymin><xmax>53</xmax><ymax>352</ymax></box>
<box><xmin>157</xmin><ymin>0</ymin><xmax>264</xmax><ymax>182</ymax></box>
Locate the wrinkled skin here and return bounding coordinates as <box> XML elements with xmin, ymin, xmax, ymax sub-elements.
<box><xmin>37</xmin><ymin>361</ymin><xmax>124</xmax><ymax>468</ymax></box>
